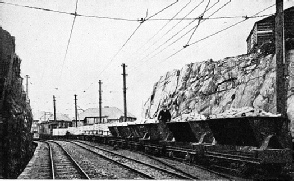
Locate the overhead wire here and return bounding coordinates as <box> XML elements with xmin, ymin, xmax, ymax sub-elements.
<box><xmin>145</xmin><ymin>0</ymin><xmax>179</xmax><ymax>20</ymax></box>
<box><xmin>149</xmin><ymin>0</ymin><xmax>228</xmax><ymax>61</ymax></box>
<box><xmin>0</xmin><ymin>1</ymin><xmax>275</xmax><ymax>22</ymax></box>
<box><xmin>0</xmin><ymin>1</ymin><xmax>74</xmax><ymax>15</ymax></box>
<box><xmin>89</xmin><ymin>0</ymin><xmax>179</xmax><ymax>81</ymax></box>
<box><xmin>162</xmin><ymin>3</ymin><xmax>276</xmax><ymax>62</ymax></box>
<box><xmin>133</xmin><ymin>0</ymin><xmax>192</xmax><ymax>56</ymax></box>
<box><xmin>96</xmin><ymin>0</ymin><xmax>179</xmax><ymax>78</ymax></box>
<box><xmin>136</xmin><ymin>0</ymin><xmax>221</xmax><ymax>65</ymax></box>
<box><xmin>79</xmin><ymin>0</ymin><xmax>179</xmax><ymax>96</ymax></box>
<box><xmin>128</xmin><ymin>0</ymin><xmax>223</xmax><ymax>72</ymax></box>
<box><xmin>144</xmin><ymin>0</ymin><xmax>232</xmax><ymax>63</ymax></box>
<box><xmin>137</xmin><ymin>0</ymin><xmax>207</xmax><ymax>59</ymax></box>
<box><xmin>186</xmin><ymin>0</ymin><xmax>211</xmax><ymax>45</ymax></box>
<box><xmin>56</xmin><ymin>0</ymin><xmax>79</xmax><ymax>89</ymax></box>
<box><xmin>2</xmin><ymin>0</ymin><xmax>278</xmax><ymax>109</ymax></box>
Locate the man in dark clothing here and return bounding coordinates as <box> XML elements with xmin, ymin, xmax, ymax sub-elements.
<box><xmin>157</xmin><ymin>105</ymin><xmax>171</xmax><ymax>123</ymax></box>
<box><xmin>157</xmin><ymin>105</ymin><xmax>172</xmax><ymax>141</ymax></box>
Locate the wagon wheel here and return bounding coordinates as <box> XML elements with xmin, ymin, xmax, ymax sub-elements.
<box><xmin>185</xmin><ymin>152</ymin><xmax>191</xmax><ymax>162</ymax></box>
<box><xmin>168</xmin><ymin>151</ymin><xmax>174</xmax><ymax>158</ymax></box>
<box><xmin>134</xmin><ymin>144</ymin><xmax>138</xmax><ymax>151</ymax></box>
<box><xmin>144</xmin><ymin>146</ymin><xmax>150</xmax><ymax>153</ymax></box>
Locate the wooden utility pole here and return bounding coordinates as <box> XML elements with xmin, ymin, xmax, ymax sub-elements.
<box><xmin>99</xmin><ymin>80</ymin><xmax>102</xmax><ymax>124</ymax></box>
<box><xmin>25</xmin><ymin>75</ymin><xmax>30</xmax><ymax>101</ymax></box>
<box><xmin>275</xmin><ymin>0</ymin><xmax>287</xmax><ymax>118</ymax></box>
<box><xmin>53</xmin><ymin>95</ymin><xmax>56</xmax><ymax>122</ymax></box>
<box><xmin>74</xmin><ymin>94</ymin><xmax>77</xmax><ymax>127</ymax></box>
<box><xmin>122</xmin><ymin>63</ymin><xmax>127</xmax><ymax>122</ymax></box>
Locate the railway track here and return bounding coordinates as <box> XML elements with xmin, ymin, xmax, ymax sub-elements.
<box><xmin>76</xmin><ymin>140</ymin><xmax>236</xmax><ymax>180</ymax></box>
<box><xmin>46</xmin><ymin>141</ymin><xmax>90</xmax><ymax>179</ymax></box>
<box><xmin>138</xmin><ymin>150</ymin><xmax>236</xmax><ymax>180</ymax></box>
<box><xmin>70</xmin><ymin>140</ymin><xmax>199</xmax><ymax>179</ymax></box>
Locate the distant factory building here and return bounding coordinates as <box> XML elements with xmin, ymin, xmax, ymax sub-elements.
<box><xmin>246</xmin><ymin>6</ymin><xmax>294</xmax><ymax>53</ymax></box>
<box><xmin>39</xmin><ymin>113</ymin><xmax>72</xmax><ymax>135</ymax></box>
<box><xmin>73</xmin><ymin>106</ymin><xmax>136</xmax><ymax>126</ymax></box>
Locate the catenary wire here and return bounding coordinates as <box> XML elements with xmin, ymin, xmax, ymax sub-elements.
<box><xmin>162</xmin><ymin>3</ymin><xmax>276</xmax><ymax>62</ymax></box>
<box><xmin>56</xmin><ymin>0</ymin><xmax>79</xmax><ymax>88</ymax></box>
<box><xmin>145</xmin><ymin>0</ymin><xmax>232</xmax><ymax>64</ymax></box>
<box><xmin>134</xmin><ymin>0</ymin><xmax>221</xmax><ymax>66</ymax></box>
<box><xmin>79</xmin><ymin>0</ymin><xmax>180</xmax><ymax>95</ymax></box>
<box><xmin>128</xmin><ymin>0</ymin><xmax>224</xmax><ymax>72</ymax></box>
<box><xmin>186</xmin><ymin>0</ymin><xmax>211</xmax><ymax>45</ymax></box>
<box><xmin>133</xmin><ymin>0</ymin><xmax>193</xmax><ymax>56</ymax></box>
<box><xmin>137</xmin><ymin>0</ymin><xmax>207</xmax><ymax>58</ymax></box>
<box><xmin>0</xmin><ymin>1</ymin><xmax>272</xmax><ymax>22</ymax></box>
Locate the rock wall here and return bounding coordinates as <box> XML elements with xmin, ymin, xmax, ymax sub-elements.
<box><xmin>0</xmin><ymin>27</ymin><xmax>34</xmax><ymax>179</ymax></box>
<box><xmin>143</xmin><ymin>51</ymin><xmax>294</xmax><ymax>128</ymax></box>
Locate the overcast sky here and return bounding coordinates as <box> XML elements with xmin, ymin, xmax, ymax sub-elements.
<box><xmin>1</xmin><ymin>0</ymin><xmax>294</xmax><ymax>120</ymax></box>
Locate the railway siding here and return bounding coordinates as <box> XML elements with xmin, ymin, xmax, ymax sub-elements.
<box><xmin>79</xmin><ymin>140</ymin><xmax>231</xmax><ymax>180</ymax></box>
<box><xmin>56</xmin><ymin>141</ymin><xmax>147</xmax><ymax>179</ymax></box>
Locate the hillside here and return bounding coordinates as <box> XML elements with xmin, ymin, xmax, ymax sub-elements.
<box><xmin>143</xmin><ymin>50</ymin><xmax>294</xmax><ymax>128</ymax></box>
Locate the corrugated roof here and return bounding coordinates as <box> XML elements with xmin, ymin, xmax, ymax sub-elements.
<box><xmin>48</xmin><ymin>113</ymin><xmax>71</xmax><ymax>122</ymax></box>
<box><xmin>78</xmin><ymin>106</ymin><xmax>136</xmax><ymax>120</ymax></box>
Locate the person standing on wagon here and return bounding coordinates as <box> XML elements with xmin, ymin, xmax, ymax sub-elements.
<box><xmin>157</xmin><ymin>105</ymin><xmax>171</xmax><ymax>123</ymax></box>
<box><xmin>157</xmin><ymin>105</ymin><xmax>172</xmax><ymax>141</ymax></box>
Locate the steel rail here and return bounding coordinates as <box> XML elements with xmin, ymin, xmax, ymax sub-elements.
<box><xmin>72</xmin><ymin>140</ymin><xmax>196</xmax><ymax>180</ymax></box>
<box><xmin>68</xmin><ymin>141</ymin><xmax>154</xmax><ymax>179</ymax></box>
<box><xmin>139</xmin><ymin>151</ymin><xmax>236</xmax><ymax>180</ymax></box>
<box><xmin>46</xmin><ymin>141</ymin><xmax>55</xmax><ymax>179</ymax></box>
<box><xmin>48</xmin><ymin>141</ymin><xmax>90</xmax><ymax>179</ymax></box>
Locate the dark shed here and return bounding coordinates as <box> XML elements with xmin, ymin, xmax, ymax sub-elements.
<box><xmin>246</xmin><ymin>6</ymin><xmax>294</xmax><ymax>53</ymax></box>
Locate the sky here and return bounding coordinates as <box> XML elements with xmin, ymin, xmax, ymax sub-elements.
<box><xmin>1</xmin><ymin>0</ymin><xmax>294</xmax><ymax>120</ymax></box>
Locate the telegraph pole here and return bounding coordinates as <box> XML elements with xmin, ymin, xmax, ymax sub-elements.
<box><xmin>25</xmin><ymin>75</ymin><xmax>30</xmax><ymax>101</ymax></box>
<box><xmin>122</xmin><ymin>63</ymin><xmax>127</xmax><ymax>122</ymax></box>
<box><xmin>99</xmin><ymin>80</ymin><xmax>102</xmax><ymax>123</ymax></box>
<box><xmin>53</xmin><ymin>95</ymin><xmax>56</xmax><ymax>122</ymax></box>
<box><xmin>74</xmin><ymin>94</ymin><xmax>77</xmax><ymax>127</ymax></box>
<box><xmin>275</xmin><ymin>0</ymin><xmax>287</xmax><ymax>118</ymax></box>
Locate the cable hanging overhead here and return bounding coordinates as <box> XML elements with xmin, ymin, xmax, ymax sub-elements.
<box><xmin>137</xmin><ymin>0</ymin><xmax>208</xmax><ymax>59</ymax></box>
<box><xmin>162</xmin><ymin>3</ymin><xmax>276</xmax><ymax>62</ymax></box>
<box><xmin>56</xmin><ymin>0</ymin><xmax>79</xmax><ymax>89</ymax></box>
<box><xmin>79</xmin><ymin>0</ymin><xmax>179</xmax><ymax>96</ymax></box>
<box><xmin>0</xmin><ymin>1</ymin><xmax>273</xmax><ymax>22</ymax></box>
<box><xmin>129</xmin><ymin>0</ymin><xmax>223</xmax><ymax>71</ymax></box>
<box><xmin>185</xmin><ymin>0</ymin><xmax>211</xmax><ymax>46</ymax></box>
<box><xmin>133</xmin><ymin>0</ymin><xmax>193</xmax><ymax>57</ymax></box>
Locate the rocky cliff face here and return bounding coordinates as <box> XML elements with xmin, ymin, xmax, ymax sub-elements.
<box><xmin>143</xmin><ymin>51</ymin><xmax>294</xmax><ymax>128</ymax></box>
<box><xmin>0</xmin><ymin>27</ymin><xmax>34</xmax><ymax>179</ymax></box>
